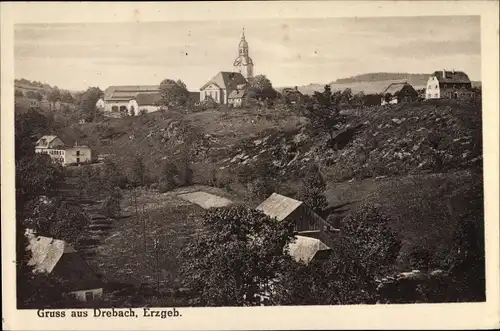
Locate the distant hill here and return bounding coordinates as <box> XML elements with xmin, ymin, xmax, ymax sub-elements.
<box><xmin>278</xmin><ymin>72</ymin><xmax>481</xmax><ymax>96</ymax></box>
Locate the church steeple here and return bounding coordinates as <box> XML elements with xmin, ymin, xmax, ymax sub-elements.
<box><xmin>233</xmin><ymin>28</ymin><xmax>253</xmax><ymax>79</ymax></box>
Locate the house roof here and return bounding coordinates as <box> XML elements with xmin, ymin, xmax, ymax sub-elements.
<box><xmin>36</xmin><ymin>135</ymin><xmax>59</xmax><ymax>147</ymax></box>
<box><xmin>135</xmin><ymin>92</ymin><xmax>162</xmax><ymax>106</ymax></box>
<box><xmin>382</xmin><ymin>82</ymin><xmax>412</xmax><ymax>95</ymax></box>
<box><xmin>287</xmin><ymin>235</ymin><xmax>331</xmax><ymax>264</ymax></box>
<box><xmin>104</xmin><ymin>85</ymin><xmax>159</xmax><ymax>101</ymax></box>
<box><xmin>433</xmin><ymin>70</ymin><xmax>471</xmax><ymax>84</ymax></box>
<box><xmin>200</xmin><ymin>72</ymin><xmax>247</xmax><ymax>91</ymax></box>
<box><xmin>256</xmin><ymin>193</ymin><xmax>303</xmax><ymax>221</ymax></box>
<box><xmin>27</xmin><ymin>234</ymin><xmax>103</xmax><ymax>292</ymax></box>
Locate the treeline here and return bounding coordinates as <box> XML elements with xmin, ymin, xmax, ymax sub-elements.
<box><xmin>333</xmin><ymin>72</ymin><xmax>429</xmax><ymax>84</ymax></box>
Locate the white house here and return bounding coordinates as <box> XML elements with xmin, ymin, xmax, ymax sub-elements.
<box><xmin>35</xmin><ymin>135</ymin><xmax>96</xmax><ymax>166</ymax></box>
<box><xmin>102</xmin><ymin>85</ymin><xmax>159</xmax><ymax>114</ymax></box>
<box><xmin>26</xmin><ymin>232</ymin><xmax>104</xmax><ymax>302</ymax></box>
<box><xmin>425</xmin><ymin>69</ymin><xmax>474</xmax><ymax>100</ymax></box>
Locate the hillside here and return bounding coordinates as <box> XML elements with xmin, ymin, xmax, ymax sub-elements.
<box><xmin>71</xmin><ymin>98</ymin><xmax>483</xmax><ymax>277</ymax></box>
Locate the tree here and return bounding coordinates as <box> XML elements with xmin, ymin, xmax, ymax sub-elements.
<box><xmin>246</xmin><ymin>75</ymin><xmax>278</xmax><ymax>101</ymax></box>
<box><xmin>340</xmin><ymin>204</ymin><xmax>402</xmax><ymax>278</ymax></box>
<box><xmin>159</xmin><ymin>79</ymin><xmax>190</xmax><ymax>108</ymax></box>
<box><xmin>297</xmin><ymin>164</ymin><xmax>327</xmax><ymax>213</ymax></box>
<box><xmin>48</xmin><ymin>88</ymin><xmax>61</xmax><ymax>110</ymax></box>
<box><xmin>15</xmin><ymin>89</ymin><xmax>24</xmax><ymax>97</ymax></box>
<box><xmin>102</xmin><ymin>187</ymin><xmax>122</xmax><ymax>219</ymax></box>
<box><xmin>130</xmin><ymin>154</ymin><xmax>147</xmax><ymax>187</ymax></box>
<box><xmin>180</xmin><ymin>205</ymin><xmax>295</xmax><ymax>306</ymax></box>
<box><xmin>158</xmin><ymin>161</ymin><xmax>179</xmax><ymax>192</ymax></box>
<box><xmin>304</xmin><ymin>85</ymin><xmax>346</xmax><ymax>140</ymax></box>
<box><xmin>79</xmin><ymin>87</ymin><xmax>103</xmax><ymax>122</ymax></box>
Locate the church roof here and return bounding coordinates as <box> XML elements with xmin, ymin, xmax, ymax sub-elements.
<box><xmin>200</xmin><ymin>72</ymin><xmax>247</xmax><ymax>91</ymax></box>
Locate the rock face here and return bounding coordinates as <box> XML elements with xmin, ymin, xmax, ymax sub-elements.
<box><xmin>216</xmin><ymin>101</ymin><xmax>481</xmax><ymax>182</ymax></box>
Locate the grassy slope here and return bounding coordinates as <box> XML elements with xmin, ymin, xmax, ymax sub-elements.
<box><xmin>77</xmin><ymin>99</ymin><xmax>482</xmax><ymax>284</ymax></box>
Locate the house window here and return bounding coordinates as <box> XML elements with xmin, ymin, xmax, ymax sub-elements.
<box><xmin>427</xmin><ymin>94</ymin><xmax>431</xmax><ymax>98</ymax></box>
<box><xmin>76</xmin><ymin>151</ymin><xmax>80</xmax><ymax>156</ymax></box>
<box><xmin>85</xmin><ymin>291</ymin><xmax>94</xmax><ymax>301</ymax></box>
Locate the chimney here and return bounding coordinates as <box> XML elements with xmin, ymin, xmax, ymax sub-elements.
<box><xmin>442</xmin><ymin>69</ymin><xmax>446</xmax><ymax>79</ymax></box>
<box><xmin>294</xmin><ymin>86</ymin><xmax>298</xmax><ymax>91</ymax></box>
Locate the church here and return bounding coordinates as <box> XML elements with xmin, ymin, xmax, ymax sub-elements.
<box><xmin>199</xmin><ymin>29</ymin><xmax>254</xmax><ymax>106</ymax></box>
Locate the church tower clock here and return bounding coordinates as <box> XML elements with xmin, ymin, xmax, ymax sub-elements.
<box><xmin>233</xmin><ymin>29</ymin><xmax>254</xmax><ymax>79</ymax></box>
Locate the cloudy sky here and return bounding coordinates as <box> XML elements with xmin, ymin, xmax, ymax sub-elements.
<box><xmin>14</xmin><ymin>16</ymin><xmax>481</xmax><ymax>91</ymax></box>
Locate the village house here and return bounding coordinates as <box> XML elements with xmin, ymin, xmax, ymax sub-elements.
<box><xmin>35</xmin><ymin>135</ymin><xmax>96</xmax><ymax>166</ymax></box>
<box><xmin>100</xmin><ymin>85</ymin><xmax>159</xmax><ymax>114</ymax></box>
<box><xmin>425</xmin><ymin>69</ymin><xmax>474</xmax><ymax>100</ymax></box>
<box><xmin>381</xmin><ymin>82</ymin><xmax>419</xmax><ymax>105</ymax></box>
<box><xmin>200</xmin><ymin>71</ymin><xmax>248</xmax><ymax>105</ymax></box>
<box><xmin>281</xmin><ymin>86</ymin><xmax>304</xmax><ymax>104</ymax></box>
<box><xmin>26</xmin><ymin>232</ymin><xmax>104</xmax><ymax>302</ymax></box>
<box><xmin>128</xmin><ymin>92</ymin><xmax>162</xmax><ymax>115</ymax></box>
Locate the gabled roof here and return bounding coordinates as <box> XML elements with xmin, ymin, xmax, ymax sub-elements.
<box><xmin>432</xmin><ymin>70</ymin><xmax>471</xmax><ymax>84</ymax></box>
<box><xmin>256</xmin><ymin>193</ymin><xmax>303</xmax><ymax>221</ymax></box>
<box><xmin>104</xmin><ymin>85</ymin><xmax>159</xmax><ymax>101</ymax></box>
<box><xmin>200</xmin><ymin>71</ymin><xmax>247</xmax><ymax>91</ymax></box>
<box><xmin>382</xmin><ymin>82</ymin><xmax>413</xmax><ymax>95</ymax></box>
<box><xmin>288</xmin><ymin>235</ymin><xmax>331</xmax><ymax>264</ymax></box>
<box><xmin>27</xmin><ymin>235</ymin><xmax>75</xmax><ymax>273</ymax></box>
<box><xmin>27</xmin><ymin>234</ymin><xmax>103</xmax><ymax>292</ymax></box>
<box><xmin>135</xmin><ymin>92</ymin><xmax>162</xmax><ymax>106</ymax></box>
<box><xmin>36</xmin><ymin>135</ymin><xmax>59</xmax><ymax>147</ymax></box>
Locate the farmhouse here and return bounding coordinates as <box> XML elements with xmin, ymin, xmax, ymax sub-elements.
<box><xmin>101</xmin><ymin>85</ymin><xmax>159</xmax><ymax>114</ymax></box>
<box><xmin>128</xmin><ymin>92</ymin><xmax>162</xmax><ymax>115</ymax></box>
<box><xmin>381</xmin><ymin>82</ymin><xmax>418</xmax><ymax>105</ymax></box>
<box><xmin>256</xmin><ymin>193</ymin><xmax>338</xmax><ymax>234</ymax></box>
<box><xmin>35</xmin><ymin>135</ymin><xmax>96</xmax><ymax>166</ymax></box>
<box><xmin>200</xmin><ymin>71</ymin><xmax>248</xmax><ymax>105</ymax></box>
<box><xmin>26</xmin><ymin>232</ymin><xmax>104</xmax><ymax>302</ymax></box>
<box><xmin>425</xmin><ymin>69</ymin><xmax>473</xmax><ymax>100</ymax></box>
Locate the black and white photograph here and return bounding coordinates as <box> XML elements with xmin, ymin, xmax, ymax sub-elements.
<box><xmin>2</xmin><ymin>1</ymin><xmax>499</xmax><ymax>330</ymax></box>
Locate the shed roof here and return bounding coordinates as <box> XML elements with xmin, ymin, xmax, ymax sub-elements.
<box><xmin>433</xmin><ymin>70</ymin><xmax>471</xmax><ymax>84</ymax></box>
<box><xmin>27</xmin><ymin>234</ymin><xmax>103</xmax><ymax>292</ymax></box>
<box><xmin>288</xmin><ymin>235</ymin><xmax>331</xmax><ymax>264</ymax></box>
<box><xmin>135</xmin><ymin>92</ymin><xmax>162</xmax><ymax>106</ymax></box>
<box><xmin>104</xmin><ymin>85</ymin><xmax>159</xmax><ymax>101</ymax></box>
<box><xmin>200</xmin><ymin>71</ymin><xmax>247</xmax><ymax>91</ymax></box>
<box><xmin>382</xmin><ymin>82</ymin><xmax>413</xmax><ymax>95</ymax></box>
<box><xmin>36</xmin><ymin>135</ymin><xmax>59</xmax><ymax>147</ymax></box>
<box><xmin>256</xmin><ymin>193</ymin><xmax>303</xmax><ymax>221</ymax></box>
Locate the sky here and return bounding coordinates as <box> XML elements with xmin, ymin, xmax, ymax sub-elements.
<box><xmin>14</xmin><ymin>16</ymin><xmax>481</xmax><ymax>92</ymax></box>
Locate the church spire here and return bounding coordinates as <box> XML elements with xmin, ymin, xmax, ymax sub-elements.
<box><xmin>242</xmin><ymin>28</ymin><xmax>245</xmax><ymax>39</ymax></box>
<box><xmin>233</xmin><ymin>28</ymin><xmax>253</xmax><ymax>79</ymax></box>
